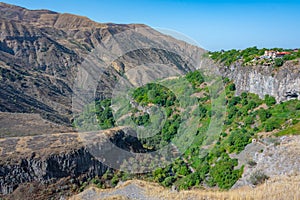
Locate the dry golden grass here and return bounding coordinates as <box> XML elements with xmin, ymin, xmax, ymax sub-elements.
<box><xmin>146</xmin><ymin>175</ymin><xmax>300</xmax><ymax>200</ymax></box>
<box><xmin>101</xmin><ymin>196</ymin><xmax>130</xmax><ymax>200</ymax></box>
<box><xmin>71</xmin><ymin>176</ymin><xmax>300</xmax><ymax>200</ymax></box>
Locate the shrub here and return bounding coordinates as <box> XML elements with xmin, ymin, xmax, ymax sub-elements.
<box><xmin>249</xmin><ymin>171</ymin><xmax>269</xmax><ymax>185</ymax></box>
<box><xmin>209</xmin><ymin>157</ymin><xmax>243</xmax><ymax>189</ymax></box>
<box><xmin>223</xmin><ymin>77</ymin><xmax>231</xmax><ymax>84</ymax></box>
<box><xmin>258</xmin><ymin>109</ymin><xmax>272</xmax><ymax>122</ymax></box>
<box><xmin>274</xmin><ymin>58</ymin><xmax>284</xmax><ymax>67</ymax></box>
<box><xmin>186</xmin><ymin>70</ymin><xmax>205</xmax><ymax>87</ymax></box>
<box><xmin>247</xmin><ymin>100</ymin><xmax>257</xmax><ymax>110</ymax></box>
<box><xmin>111</xmin><ymin>175</ymin><xmax>119</xmax><ymax>187</ymax></box>
<box><xmin>227</xmin><ymin>130</ymin><xmax>252</xmax><ymax>153</ymax></box>
<box><xmin>228</xmin><ymin>96</ymin><xmax>241</xmax><ymax>106</ymax></box>
<box><xmin>247</xmin><ymin>160</ymin><xmax>257</xmax><ymax>167</ymax></box>
<box><xmin>228</xmin><ymin>83</ymin><xmax>236</xmax><ymax>91</ymax></box>
<box><xmin>162</xmin><ymin>176</ymin><xmax>175</xmax><ymax>187</ymax></box>
<box><xmin>265</xmin><ymin>95</ymin><xmax>276</xmax><ymax>106</ymax></box>
<box><xmin>241</xmin><ymin>92</ymin><xmax>248</xmax><ymax>99</ymax></box>
<box><xmin>296</xmin><ymin>102</ymin><xmax>300</xmax><ymax>110</ymax></box>
<box><xmin>264</xmin><ymin>120</ymin><xmax>280</xmax><ymax>132</ymax></box>
<box><xmin>245</xmin><ymin>116</ymin><xmax>254</xmax><ymax>126</ymax></box>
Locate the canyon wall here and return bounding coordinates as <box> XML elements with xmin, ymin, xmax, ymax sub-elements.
<box><xmin>220</xmin><ymin>61</ymin><xmax>300</xmax><ymax>102</ymax></box>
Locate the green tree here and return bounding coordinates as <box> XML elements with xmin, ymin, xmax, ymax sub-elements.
<box><xmin>264</xmin><ymin>120</ymin><xmax>280</xmax><ymax>132</ymax></box>
<box><xmin>209</xmin><ymin>157</ymin><xmax>243</xmax><ymax>189</ymax></box>
<box><xmin>274</xmin><ymin>58</ymin><xmax>284</xmax><ymax>67</ymax></box>
<box><xmin>265</xmin><ymin>95</ymin><xmax>276</xmax><ymax>106</ymax></box>
<box><xmin>258</xmin><ymin>109</ymin><xmax>272</xmax><ymax>122</ymax></box>
<box><xmin>228</xmin><ymin>83</ymin><xmax>236</xmax><ymax>91</ymax></box>
<box><xmin>245</xmin><ymin>116</ymin><xmax>254</xmax><ymax>126</ymax></box>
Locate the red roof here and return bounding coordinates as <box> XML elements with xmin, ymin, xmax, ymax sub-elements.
<box><xmin>277</xmin><ymin>52</ymin><xmax>291</xmax><ymax>55</ymax></box>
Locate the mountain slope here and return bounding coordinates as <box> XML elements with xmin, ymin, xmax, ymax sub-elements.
<box><xmin>0</xmin><ymin>3</ymin><xmax>205</xmax><ymax>136</ymax></box>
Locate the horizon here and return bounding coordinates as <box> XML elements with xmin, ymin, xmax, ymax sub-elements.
<box><xmin>1</xmin><ymin>0</ymin><xmax>300</xmax><ymax>51</ymax></box>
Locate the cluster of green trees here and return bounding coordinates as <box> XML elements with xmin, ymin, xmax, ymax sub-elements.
<box><xmin>209</xmin><ymin>47</ymin><xmax>300</xmax><ymax>67</ymax></box>
<box><xmin>95</xmin><ymin>99</ymin><xmax>115</xmax><ymax>129</ymax></box>
<box><xmin>131</xmin><ymin>112</ymin><xmax>150</xmax><ymax>126</ymax></box>
<box><xmin>132</xmin><ymin>83</ymin><xmax>176</xmax><ymax>107</ymax></box>
<box><xmin>148</xmin><ymin>75</ymin><xmax>299</xmax><ymax>191</ymax></box>
<box><xmin>132</xmin><ymin>83</ymin><xmax>181</xmax><ymax>150</ymax></box>
<box><xmin>185</xmin><ymin>70</ymin><xmax>205</xmax><ymax>88</ymax></box>
<box><xmin>209</xmin><ymin>47</ymin><xmax>265</xmax><ymax>66</ymax></box>
<box><xmin>72</xmin><ymin>99</ymin><xmax>115</xmax><ymax>131</ymax></box>
<box><xmin>207</xmin><ymin>155</ymin><xmax>243</xmax><ymax>189</ymax></box>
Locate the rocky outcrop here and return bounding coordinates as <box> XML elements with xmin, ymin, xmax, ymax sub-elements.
<box><xmin>232</xmin><ymin>136</ymin><xmax>300</xmax><ymax>188</ymax></box>
<box><xmin>0</xmin><ymin>128</ymin><xmax>146</xmax><ymax>195</ymax></box>
<box><xmin>220</xmin><ymin>61</ymin><xmax>300</xmax><ymax>102</ymax></box>
<box><xmin>0</xmin><ymin>148</ymin><xmax>108</xmax><ymax>195</ymax></box>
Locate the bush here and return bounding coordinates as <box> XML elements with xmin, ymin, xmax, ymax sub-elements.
<box><xmin>247</xmin><ymin>160</ymin><xmax>257</xmax><ymax>167</ymax></box>
<box><xmin>247</xmin><ymin>100</ymin><xmax>257</xmax><ymax>110</ymax></box>
<box><xmin>296</xmin><ymin>102</ymin><xmax>300</xmax><ymax>110</ymax></box>
<box><xmin>258</xmin><ymin>109</ymin><xmax>272</xmax><ymax>122</ymax></box>
<box><xmin>228</xmin><ymin>96</ymin><xmax>241</xmax><ymax>107</ymax></box>
<box><xmin>227</xmin><ymin>130</ymin><xmax>252</xmax><ymax>153</ymax></box>
<box><xmin>186</xmin><ymin>70</ymin><xmax>205</xmax><ymax>87</ymax></box>
<box><xmin>265</xmin><ymin>95</ymin><xmax>276</xmax><ymax>106</ymax></box>
<box><xmin>111</xmin><ymin>175</ymin><xmax>119</xmax><ymax>187</ymax></box>
<box><xmin>162</xmin><ymin>176</ymin><xmax>175</xmax><ymax>187</ymax></box>
<box><xmin>241</xmin><ymin>98</ymin><xmax>248</xmax><ymax>106</ymax></box>
<box><xmin>245</xmin><ymin>116</ymin><xmax>254</xmax><ymax>126</ymax></box>
<box><xmin>274</xmin><ymin>58</ymin><xmax>284</xmax><ymax>67</ymax></box>
<box><xmin>176</xmin><ymin>172</ymin><xmax>202</xmax><ymax>190</ymax></box>
<box><xmin>198</xmin><ymin>105</ymin><xmax>207</xmax><ymax>118</ymax></box>
<box><xmin>95</xmin><ymin>99</ymin><xmax>115</xmax><ymax>129</ymax></box>
<box><xmin>223</xmin><ymin>77</ymin><xmax>231</xmax><ymax>84</ymax></box>
<box><xmin>241</xmin><ymin>92</ymin><xmax>248</xmax><ymax>99</ymax></box>
<box><xmin>264</xmin><ymin>120</ymin><xmax>280</xmax><ymax>132</ymax></box>
<box><xmin>249</xmin><ymin>171</ymin><xmax>269</xmax><ymax>185</ymax></box>
<box><xmin>228</xmin><ymin>83</ymin><xmax>236</xmax><ymax>91</ymax></box>
<box><xmin>209</xmin><ymin>157</ymin><xmax>243</xmax><ymax>189</ymax></box>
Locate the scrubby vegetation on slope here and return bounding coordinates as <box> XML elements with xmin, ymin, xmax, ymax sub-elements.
<box><xmin>74</xmin><ymin>70</ymin><xmax>300</xmax><ymax>191</ymax></box>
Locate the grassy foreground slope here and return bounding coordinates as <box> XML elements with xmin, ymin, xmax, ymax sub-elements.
<box><xmin>71</xmin><ymin>175</ymin><xmax>300</xmax><ymax>200</ymax></box>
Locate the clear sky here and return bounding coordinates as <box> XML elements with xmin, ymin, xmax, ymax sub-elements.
<box><xmin>2</xmin><ymin>0</ymin><xmax>300</xmax><ymax>51</ymax></box>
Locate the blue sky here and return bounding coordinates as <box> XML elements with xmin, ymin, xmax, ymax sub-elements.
<box><xmin>2</xmin><ymin>0</ymin><xmax>300</xmax><ymax>51</ymax></box>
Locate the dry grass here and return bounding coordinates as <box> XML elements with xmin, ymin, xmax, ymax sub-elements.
<box><xmin>146</xmin><ymin>176</ymin><xmax>300</xmax><ymax>200</ymax></box>
<box><xmin>101</xmin><ymin>196</ymin><xmax>130</xmax><ymax>200</ymax></box>
<box><xmin>0</xmin><ymin>112</ymin><xmax>73</xmax><ymax>138</ymax></box>
<box><xmin>71</xmin><ymin>176</ymin><xmax>300</xmax><ymax>200</ymax></box>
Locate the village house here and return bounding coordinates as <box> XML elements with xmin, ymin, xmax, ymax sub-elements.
<box><xmin>263</xmin><ymin>50</ymin><xmax>277</xmax><ymax>59</ymax></box>
<box><xmin>275</xmin><ymin>51</ymin><xmax>291</xmax><ymax>58</ymax></box>
<box><xmin>262</xmin><ymin>50</ymin><xmax>291</xmax><ymax>59</ymax></box>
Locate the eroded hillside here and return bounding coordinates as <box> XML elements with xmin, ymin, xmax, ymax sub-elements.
<box><xmin>0</xmin><ymin>2</ymin><xmax>204</xmax><ymax>137</ymax></box>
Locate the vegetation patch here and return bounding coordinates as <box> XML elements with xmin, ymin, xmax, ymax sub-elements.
<box><xmin>208</xmin><ymin>47</ymin><xmax>300</xmax><ymax>67</ymax></box>
<box><xmin>74</xmin><ymin>70</ymin><xmax>300</xmax><ymax>191</ymax></box>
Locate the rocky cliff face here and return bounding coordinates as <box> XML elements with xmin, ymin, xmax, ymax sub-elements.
<box><xmin>220</xmin><ymin>61</ymin><xmax>300</xmax><ymax>102</ymax></box>
<box><xmin>0</xmin><ymin>128</ymin><xmax>145</xmax><ymax>195</ymax></box>
<box><xmin>0</xmin><ymin>148</ymin><xmax>108</xmax><ymax>195</ymax></box>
